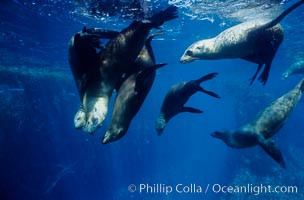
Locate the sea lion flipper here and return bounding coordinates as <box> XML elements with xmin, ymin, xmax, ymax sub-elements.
<box><xmin>135</xmin><ymin>63</ymin><xmax>167</xmax><ymax>92</ymax></box>
<box><xmin>198</xmin><ymin>86</ymin><xmax>220</xmax><ymax>98</ymax></box>
<box><xmin>259</xmin><ymin>138</ymin><xmax>286</xmax><ymax>169</ymax></box>
<box><xmin>144</xmin><ymin>31</ymin><xmax>165</xmax><ymax>62</ymax></box>
<box><xmin>146</xmin><ymin>31</ymin><xmax>165</xmax><ymax>46</ymax></box>
<box><xmin>196</xmin><ymin>72</ymin><xmax>218</xmax><ymax>83</ymax></box>
<box><xmin>258</xmin><ymin>62</ymin><xmax>272</xmax><ymax>85</ymax></box>
<box><xmin>149</xmin><ymin>30</ymin><xmax>165</xmax><ymax>38</ymax></box>
<box><xmin>149</xmin><ymin>6</ymin><xmax>178</xmax><ymax>27</ymax></box>
<box><xmin>249</xmin><ymin>63</ymin><xmax>263</xmax><ymax>85</ymax></box>
<box><xmin>182</xmin><ymin>106</ymin><xmax>203</xmax><ymax>114</ymax></box>
<box><xmin>262</xmin><ymin>0</ymin><xmax>304</xmax><ymax>30</ymax></box>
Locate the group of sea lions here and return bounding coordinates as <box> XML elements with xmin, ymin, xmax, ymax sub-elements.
<box><xmin>68</xmin><ymin>1</ymin><xmax>304</xmax><ymax>168</ymax></box>
<box><xmin>69</xmin><ymin>6</ymin><xmax>178</xmax><ymax>142</ymax></box>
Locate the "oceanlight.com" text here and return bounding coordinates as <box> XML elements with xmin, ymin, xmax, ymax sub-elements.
<box><xmin>128</xmin><ymin>183</ymin><xmax>298</xmax><ymax>196</ymax></box>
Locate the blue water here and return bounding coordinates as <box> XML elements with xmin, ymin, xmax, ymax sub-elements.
<box><xmin>1</xmin><ymin>0</ymin><xmax>304</xmax><ymax>199</ymax></box>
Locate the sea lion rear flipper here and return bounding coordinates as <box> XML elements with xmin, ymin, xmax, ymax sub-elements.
<box><xmin>249</xmin><ymin>63</ymin><xmax>263</xmax><ymax>85</ymax></box>
<box><xmin>182</xmin><ymin>106</ymin><xmax>203</xmax><ymax>114</ymax></box>
<box><xmin>261</xmin><ymin>0</ymin><xmax>304</xmax><ymax>30</ymax></box>
<box><xmin>197</xmin><ymin>86</ymin><xmax>220</xmax><ymax>98</ymax></box>
<box><xmin>259</xmin><ymin>138</ymin><xmax>286</xmax><ymax>169</ymax></box>
<box><xmin>135</xmin><ymin>63</ymin><xmax>167</xmax><ymax>92</ymax></box>
<box><xmin>258</xmin><ymin>62</ymin><xmax>272</xmax><ymax>85</ymax></box>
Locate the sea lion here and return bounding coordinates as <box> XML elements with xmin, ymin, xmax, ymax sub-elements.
<box><xmin>102</xmin><ymin>32</ymin><xmax>166</xmax><ymax>144</ymax></box>
<box><xmin>282</xmin><ymin>60</ymin><xmax>304</xmax><ymax>80</ymax></box>
<box><xmin>212</xmin><ymin>79</ymin><xmax>304</xmax><ymax>168</ymax></box>
<box><xmin>156</xmin><ymin>73</ymin><xmax>220</xmax><ymax>135</ymax></box>
<box><xmin>103</xmin><ymin>64</ymin><xmax>166</xmax><ymax>144</ymax></box>
<box><xmin>180</xmin><ymin>0</ymin><xmax>304</xmax><ymax>85</ymax></box>
<box><xmin>85</xmin><ymin>6</ymin><xmax>178</xmax><ymax>133</ymax></box>
<box><xmin>68</xmin><ymin>27</ymin><xmax>119</xmax><ymax>129</ymax></box>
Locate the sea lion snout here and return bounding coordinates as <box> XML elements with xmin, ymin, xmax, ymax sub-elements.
<box><xmin>155</xmin><ymin>114</ymin><xmax>167</xmax><ymax>135</ymax></box>
<box><xmin>86</xmin><ymin>110</ymin><xmax>106</xmax><ymax>134</ymax></box>
<box><xmin>74</xmin><ymin>108</ymin><xmax>86</xmax><ymax>129</ymax></box>
<box><xmin>101</xmin><ymin>132</ymin><xmax>111</xmax><ymax>144</ymax></box>
<box><xmin>180</xmin><ymin>50</ymin><xmax>198</xmax><ymax>63</ymax></box>
<box><xmin>102</xmin><ymin>129</ymin><xmax>124</xmax><ymax>144</ymax></box>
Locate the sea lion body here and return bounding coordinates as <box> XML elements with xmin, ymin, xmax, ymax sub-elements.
<box><xmin>212</xmin><ymin>79</ymin><xmax>304</xmax><ymax>168</ymax></box>
<box><xmin>180</xmin><ymin>0</ymin><xmax>304</xmax><ymax>85</ymax></box>
<box><xmin>183</xmin><ymin>21</ymin><xmax>282</xmax><ymax>60</ymax></box>
<box><xmin>282</xmin><ymin>60</ymin><xmax>304</xmax><ymax>79</ymax></box>
<box><xmin>68</xmin><ymin>27</ymin><xmax>106</xmax><ymax>129</ymax></box>
<box><xmin>156</xmin><ymin>73</ymin><xmax>220</xmax><ymax>135</ymax></box>
<box><xmin>85</xmin><ymin>6</ymin><xmax>178</xmax><ymax>133</ymax></box>
<box><xmin>102</xmin><ymin>32</ymin><xmax>166</xmax><ymax>144</ymax></box>
<box><xmin>68</xmin><ymin>27</ymin><xmax>120</xmax><ymax>130</ymax></box>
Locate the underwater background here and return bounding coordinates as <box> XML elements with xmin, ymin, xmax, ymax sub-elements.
<box><xmin>0</xmin><ymin>0</ymin><xmax>304</xmax><ymax>199</ymax></box>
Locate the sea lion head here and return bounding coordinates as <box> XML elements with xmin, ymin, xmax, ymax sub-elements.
<box><xmin>84</xmin><ymin>96</ymin><xmax>109</xmax><ymax>134</ymax></box>
<box><xmin>180</xmin><ymin>39</ymin><xmax>214</xmax><ymax>63</ymax></box>
<box><xmin>74</xmin><ymin>107</ymin><xmax>86</xmax><ymax>129</ymax></box>
<box><xmin>211</xmin><ymin>129</ymin><xmax>233</xmax><ymax>146</ymax></box>
<box><xmin>102</xmin><ymin>128</ymin><xmax>125</xmax><ymax>144</ymax></box>
<box><xmin>86</xmin><ymin>105</ymin><xmax>107</xmax><ymax>134</ymax></box>
<box><xmin>155</xmin><ymin>114</ymin><xmax>167</xmax><ymax>135</ymax></box>
<box><xmin>212</xmin><ymin>128</ymin><xmax>259</xmax><ymax>148</ymax></box>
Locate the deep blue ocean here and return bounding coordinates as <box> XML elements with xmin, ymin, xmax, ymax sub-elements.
<box><xmin>1</xmin><ymin>0</ymin><xmax>304</xmax><ymax>199</ymax></box>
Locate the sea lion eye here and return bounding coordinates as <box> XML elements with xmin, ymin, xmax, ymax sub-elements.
<box><xmin>186</xmin><ymin>50</ymin><xmax>193</xmax><ymax>56</ymax></box>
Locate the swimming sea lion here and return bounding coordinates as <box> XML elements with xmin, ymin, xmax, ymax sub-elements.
<box><xmin>156</xmin><ymin>73</ymin><xmax>220</xmax><ymax>135</ymax></box>
<box><xmin>68</xmin><ymin>27</ymin><xmax>119</xmax><ymax>129</ymax></box>
<box><xmin>180</xmin><ymin>0</ymin><xmax>304</xmax><ymax>85</ymax></box>
<box><xmin>102</xmin><ymin>32</ymin><xmax>166</xmax><ymax>144</ymax></box>
<box><xmin>282</xmin><ymin>60</ymin><xmax>304</xmax><ymax>80</ymax></box>
<box><xmin>103</xmin><ymin>64</ymin><xmax>166</xmax><ymax>144</ymax></box>
<box><xmin>85</xmin><ymin>6</ymin><xmax>178</xmax><ymax>133</ymax></box>
<box><xmin>212</xmin><ymin>79</ymin><xmax>304</xmax><ymax>168</ymax></box>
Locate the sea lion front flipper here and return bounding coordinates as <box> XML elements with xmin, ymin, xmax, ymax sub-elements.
<box><xmin>258</xmin><ymin>138</ymin><xmax>286</xmax><ymax>169</ymax></box>
<box><xmin>197</xmin><ymin>86</ymin><xmax>220</xmax><ymax>98</ymax></box>
<box><xmin>149</xmin><ymin>6</ymin><xmax>178</xmax><ymax>28</ymax></box>
<box><xmin>182</xmin><ymin>106</ymin><xmax>203</xmax><ymax>114</ymax></box>
<box><xmin>196</xmin><ymin>72</ymin><xmax>218</xmax><ymax>83</ymax></box>
<box><xmin>144</xmin><ymin>31</ymin><xmax>165</xmax><ymax>62</ymax></box>
<box><xmin>135</xmin><ymin>63</ymin><xmax>167</xmax><ymax>92</ymax></box>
